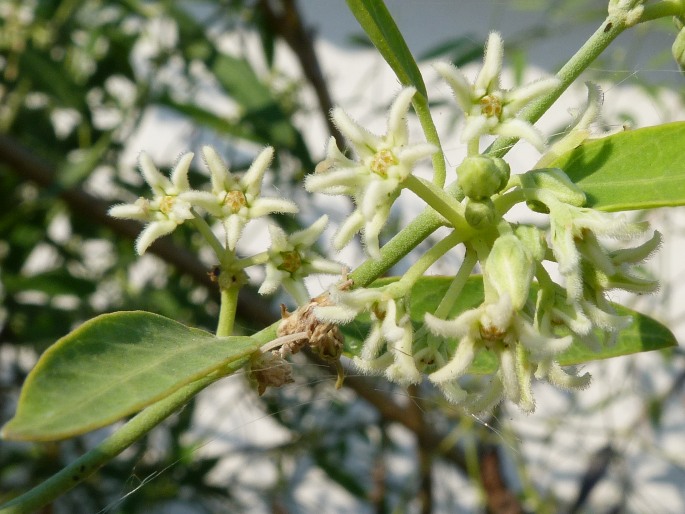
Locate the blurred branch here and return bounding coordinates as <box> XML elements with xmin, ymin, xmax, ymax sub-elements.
<box><xmin>256</xmin><ymin>0</ymin><xmax>346</xmax><ymax>150</ymax></box>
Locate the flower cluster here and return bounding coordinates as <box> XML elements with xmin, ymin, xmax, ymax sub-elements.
<box><xmin>110</xmin><ymin>147</ymin><xmax>342</xmax><ymax>304</ymax></box>
<box><xmin>302</xmin><ymin>31</ymin><xmax>660</xmax><ymax>413</ymax></box>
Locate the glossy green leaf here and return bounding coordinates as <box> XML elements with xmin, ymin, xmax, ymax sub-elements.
<box><xmin>548</xmin><ymin>122</ymin><xmax>685</xmax><ymax>211</ymax></box>
<box><xmin>341</xmin><ymin>276</ymin><xmax>676</xmax><ymax>374</ymax></box>
<box><xmin>345</xmin><ymin>0</ymin><xmax>427</xmax><ymax>96</ymax></box>
<box><xmin>2</xmin><ymin>311</ymin><xmax>259</xmax><ymax>441</ymax></box>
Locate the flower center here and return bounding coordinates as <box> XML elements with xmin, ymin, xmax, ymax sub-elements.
<box><xmin>159</xmin><ymin>195</ymin><xmax>175</xmax><ymax>215</ymax></box>
<box><xmin>480</xmin><ymin>94</ymin><xmax>503</xmax><ymax>118</ymax></box>
<box><xmin>224</xmin><ymin>190</ymin><xmax>247</xmax><ymax>213</ymax></box>
<box><xmin>279</xmin><ymin>250</ymin><xmax>302</xmax><ymax>274</ymax></box>
<box><xmin>370</xmin><ymin>149</ymin><xmax>397</xmax><ymax>177</ymax></box>
<box><xmin>480</xmin><ymin>322</ymin><xmax>507</xmax><ymax>342</ymax></box>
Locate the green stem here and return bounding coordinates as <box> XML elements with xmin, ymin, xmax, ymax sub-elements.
<box><xmin>0</xmin><ymin>371</ymin><xmax>227</xmax><ymax>514</ymax></box>
<box><xmin>413</xmin><ymin>94</ymin><xmax>447</xmax><ymax>187</ymax></box>
<box><xmin>392</xmin><ymin>230</ymin><xmax>465</xmax><ymax>293</ymax></box>
<box><xmin>404</xmin><ymin>174</ymin><xmax>468</xmax><ymax>230</ymax></box>
<box><xmin>433</xmin><ymin>246</ymin><xmax>478</xmax><ymax>320</ymax></box>
<box><xmin>350</xmin><ymin>180</ymin><xmax>464</xmax><ymax>288</ymax></box>
<box><xmin>188</xmin><ymin>211</ymin><xmax>229</xmax><ymax>266</ymax></box>
<box><xmin>217</xmin><ymin>284</ymin><xmax>239</xmax><ymax>337</ymax></box>
<box><xmin>639</xmin><ymin>0</ymin><xmax>685</xmax><ymax>23</ymax></box>
<box><xmin>234</xmin><ymin>251</ymin><xmax>269</xmax><ymax>269</ymax></box>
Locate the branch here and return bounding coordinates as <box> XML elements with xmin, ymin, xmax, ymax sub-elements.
<box><xmin>256</xmin><ymin>0</ymin><xmax>346</xmax><ymax>149</ymax></box>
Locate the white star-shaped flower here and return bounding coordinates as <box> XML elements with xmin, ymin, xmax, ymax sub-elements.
<box><xmin>108</xmin><ymin>152</ymin><xmax>195</xmax><ymax>254</ymax></box>
<box><xmin>435</xmin><ymin>32</ymin><xmax>559</xmax><ymax>151</ymax></box>
<box><xmin>305</xmin><ymin>87</ymin><xmax>437</xmax><ymax>259</ymax></box>
<box><xmin>184</xmin><ymin>146</ymin><xmax>298</xmax><ymax>250</ymax></box>
<box><xmin>258</xmin><ymin>215</ymin><xmax>343</xmax><ymax>305</ymax></box>
<box><xmin>425</xmin><ymin>292</ymin><xmax>577</xmax><ymax>412</ymax></box>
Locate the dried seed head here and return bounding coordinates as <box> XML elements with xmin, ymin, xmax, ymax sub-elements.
<box><xmin>278</xmin><ymin>295</ymin><xmax>344</xmax><ymax>361</ymax></box>
<box><xmin>249</xmin><ymin>351</ymin><xmax>294</xmax><ymax>396</ymax></box>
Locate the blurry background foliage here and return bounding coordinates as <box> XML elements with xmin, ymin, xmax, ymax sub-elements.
<box><xmin>1</xmin><ymin>1</ymin><xmax>683</xmax><ymax>513</ymax></box>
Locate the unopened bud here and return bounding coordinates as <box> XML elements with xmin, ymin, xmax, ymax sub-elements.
<box><xmin>520</xmin><ymin>168</ymin><xmax>586</xmax><ymax>212</ymax></box>
<box><xmin>465</xmin><ymin>198</ymin><xmax>495</xmax><ymax>228</ymax></box>
<box><xmin>485</xmin><ymin>234</ymin><xmax>534</xmax><ymax>310</ymax></box>
<box><xmin>457</xmin><ymin>156</ymin><xmax>510</xmax><ymax>200</ymax></box>
<box><xmin>514</xmin><ymin>225</ymin><xmax>547</xmax><ymax>262</ymax></box>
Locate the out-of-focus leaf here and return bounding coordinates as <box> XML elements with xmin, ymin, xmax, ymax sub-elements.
<box><xmin>3</xmin><ymin>269</ymin><xmax>97</xmax><ymax>296</ymax></box>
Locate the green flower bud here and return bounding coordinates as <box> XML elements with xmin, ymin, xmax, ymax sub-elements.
<box><xmin>520</xmin><ymin>168</ymin><xmax>586</xmax><ymax>212</ymax></box>
<box><xmin>673</xmin><ymin>26</ymin><xmax>685</xmax><ymax>74</ymax></box>
<box><xmin>465</xmin><ymin>198</ymin><xmax>495</xmax><ymax>228</ymax></box>
<box><xmin>514</xmin><ymin>225</ymin><xmax>547</xmax><ymax>262</ymax></box>
<box><xmin>457</xmin><ymin>156</ymin><xmax>510</xmax><ymax>199</ymax></box>
<box><xmin>485</xmin><ymin>234</ymin><xmax>534</xmax><ymax>310</ymax></box>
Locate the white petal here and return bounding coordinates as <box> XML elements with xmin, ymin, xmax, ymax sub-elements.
<box><xmin>267</xmin><ymin>223</ymin><xmax>289</xmax><ymax>252</ymax></box>
<box><xmin>314</xmin><ymin>304</ymin><xmax>359</xmax><ymax>324</ymax></box>
<box><xmin>202</xmin><ymin>146</ymin><xmax>230</xmax><ymax>193</ymax></box>
<box><xmin>139</xmin><ymin>153</ymin><xmax>171</xmax><ymax>194</ymax></box>
<box><xmin>108</xmin><ymin>202</ymin><xmax>148</xmax><ymax>221</ymax></box>
<box><xmin>429</xmin><ymin>336</ymin><xmax>476</xmax><ymax>384</ymax></box>
<box><xmin>170</xmin><ymin>152</ymin><xmax>194</xmax><ymax>192</ymax></box>
<box><xmin>332</xmin><ymin>107</ymin><xmax>382</xmax><ymax>156</ymax></box>
<box><xmin>225</xmin><ymin>214</ymin><xmax>245</xmax><ymax>251</ymax></box>
<box><xmin>135</xmin><ymin>220</ymin><xmax>177</xmax><ymax>254</ymax></box>
<box><xmin>360</xmin><ymin>179</ymin><xmax>395</xmax><ymax>219</ymax></box>
<box><xmin>438</xmin><ymin>382</ymin><xmax>468</xmax><ymax>404</ymax></box>
<box><xmin>361</xmin><ymin>323</ymin><xmax>385</xmax><ymax>360</ymax></box>
<box><xmin>460</xmin><ymin>114</ymin><xmax>490</xmax><ymax>143</ymax></box>
<box><xmin>180</xmin><ymin>190</ymin><xmax>224</xmax><ymax>217</ymax></box>
<box><xmin>504</xmin><ymin>77</ymin><xmax>560</xmax><ymax>114</ymax></box>
<box><xmin>242</xmin><ymin>146</ymin><xmax>274</xmax><ymax>194</ymax></box>
<box><xmin>333</xmin><ymin>210</ymin><xmax>365</xmax><ymax>250</ymax></box>
<box><xmin>259</xmin><ymin>265</ymin><xmax>287</xmax><ymax>295</ymax></box>
<box><xmin>494</xmin><ymin>119</ymin><xmax>546</xmax><ymax>151</ymax></box>
<box><xmin>580</xmin><ymin>300</ymin><xmax>632</xmax><ymax>332</ymax></box>
<box><xmin>544</xmin><ymin>362</ymin><xmax>591</xmax><ymax>390</ymax></box>
<box><xmin>386</xmin><ymin>87</ymin><xmax>416</xmax><ymax>146</ymax></box>
<box><xmin>353</xmin><ymin>353</ymin><xmax>394</xmax><ymax>374</ymax></box>
<box><xmin>282</xmin><ymin>278</ymin><xmax>310</xmax><ymax>306</ymax></box>
<box><xmin>498</xmin><ymin>346</ymin><xmax>520</xmax><ymax>404</ymax></box>
<box><xmin>250</xmin><ymin>197</ymin><xmax>299</xmax><ymax>217</ymax></box>
<box><xmin>435</xmin><ymin>62</ymin><xmax>474</xmax><ymax>113</ymax></box>
<box><xmin>475</xmin><ymin>32</ymin><xmax>503</xmax><ymax>93</ymax></box>
<box><xmin>362</xmin><ymin>211</ymin><xmax>386</xmax><ymax>260</ymax></box>
<box><xmin>424</xmin><ymin>309</ymin><xmax>480</xmax><ymax>339</ymax></box>
<box><xmin>290</xmin><ymin>215</ymin><xmax>328</xmax><ymax>247</ymax></box>
<box><xmin>305</xmin><ymin>255</ymin><xmax>343</xmax><ymax>276</ymax></box>
<box><xmin>395</xmin><ymin>143</ymin><xmax>438</xmax><ymax>169</ymax></box>
<box><xmin>305</xmin><ymin>167</ymin><xmax>366</xmax><ymax>194</ymax></box>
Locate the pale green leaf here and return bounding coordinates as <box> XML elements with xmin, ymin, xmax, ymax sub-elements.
<box><xmin>548</xmin><ymin>122</ymin><xmax>685</xmax><ymax>211</ymax></box>
<box><xmin>2</xmin><ymin>311</ymin><xmax>258</xmax><ymax>441</ymax></box>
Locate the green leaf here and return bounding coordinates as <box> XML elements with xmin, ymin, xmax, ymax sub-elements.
<box><xmin>1</xmin><ymin>311</ymin><xmax>259</xmax><ymax>441</ymax></box>
<box><xmin>345</xmin><ymin>0</ymin><xmax>426</xmax><ymax>96</ymax></box>
<box><xmin>341</xmin><ymin>276</ymin><xmax>676</xmax><ymax>374</ymax></box>
<box><xmin>548</xmin><ymin>122</ymin><xmax>685</xmax><ymax>211</ymax></box>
